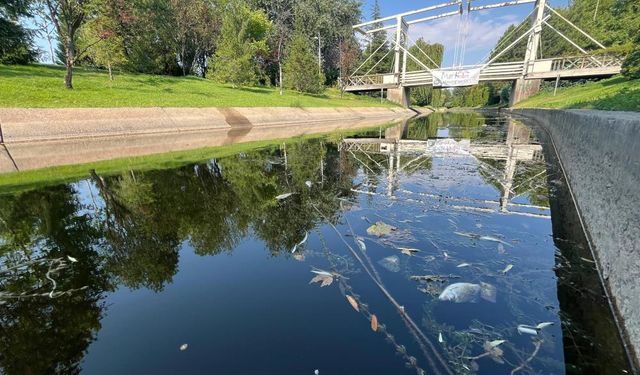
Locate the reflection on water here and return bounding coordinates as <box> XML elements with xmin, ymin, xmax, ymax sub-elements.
<box><xmin>0</xmin><ymin>112</ymin><xmax>631</xmax><ymax>374</ymax></box>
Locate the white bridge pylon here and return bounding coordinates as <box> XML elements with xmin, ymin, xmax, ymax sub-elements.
<box><xmin>342</xmin><ymin>0</ymin><xmax>622</xmax><ymax>95</ymax></box>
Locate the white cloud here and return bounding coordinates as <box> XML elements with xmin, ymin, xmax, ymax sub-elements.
<box><xmin>407</xmin><ymin>14</ymin><xmax>520</xmax><ymax>65</ymax></box>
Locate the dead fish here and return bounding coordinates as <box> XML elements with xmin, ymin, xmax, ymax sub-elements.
<box><xmin>501</xmin><ymin>264</ymin><xmax>513</xmax><ymax>274</ymax></box>
<box><xmin>305</xmin><ymin>180</ymin><xmax>313</xmax><ymax>188</ymax></box>
<box><xmin>291</xmin><ymin>232</ymin><xmax>308</xmax><ymax>253</ymax></box>
<box><xmin>356</xmin><ymin>237</ymin><xmax>366</xmax><ymax>251</ymax></box>
<box><xmin>479</xmin><ymin>235</ymin><xmax>512</xmax><ymax>247</ymax></box>
<box><xmin>439</xmin><ymin>282</ymin><xmax>496</xmax><ymax>303</ymax></box>
<box><xmin>179</xmin><ymin>343</ymin><xmax>188</xmax><ymax>351</ymax></box>
<box><xmin>66</xmin><ymin>255</ymin><xmax>78</xmax><ymax>263</ymax></box>
<box><xmin>378</xmin><ymin>255</ymin><xmax>400</xmax><ymax>273</ymax></box>
<box><xmin>276</xmin><ymin>192</ymin><xmax>295</xmax><ymax>201</ymax></box>
<box><xmin>517</xmin><ymin>325</ymin><xmax>538</xmax><ymax>335</ymax></box>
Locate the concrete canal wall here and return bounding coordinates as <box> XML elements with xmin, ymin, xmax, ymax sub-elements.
<box><xmin>0</xmin><ymin>107</ymin><xmax>414</xmax><ymax>172</ymax></box>
<box><xmin>512</xmin><ymin>108</ymin><xmax>640</xmax><ymax>367</ymax></box>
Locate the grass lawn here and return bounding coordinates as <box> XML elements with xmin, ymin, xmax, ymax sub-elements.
<box><xmin>0</xmin><ymin>64</ymin><xmax>392</xmax><ymax>108</ymax></box>
<box><xmin>515</xmin><ymin>76</ymin><xmax>640</xmax><ymax>111</ymax></box>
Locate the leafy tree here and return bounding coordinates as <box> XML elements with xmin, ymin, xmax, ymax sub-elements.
<box><xmin>0</xmin><ymin>0</ymin><xmax>38</xmax><ymax>64</ymax></box>
<box><xmin>283</xmin><ymin>26</ymin><xmax>324</xmax><ymax>93</ymax></box>
<box><xmin>213</xmin><ymin>1</ymin><xmax>270</xmax><ymax>86</ymax></box>
<box><xmin>621</xmin><ymin>32</ymin><xmax>640</xmax><ymax>79</ymax></box>
<box><xmin>406</xmin><ymin>38</ymin><xmax>444</xmax><ymax>106</ymax></box>
<box><xmin>79</xmin><ymin>0</ymin><xmax>126</xmax><ymax>80</ymax></box>
<box><xmin>42</xmin><ymin>0</ymin><xmax>96</xmax><ymax>88</ymax></box>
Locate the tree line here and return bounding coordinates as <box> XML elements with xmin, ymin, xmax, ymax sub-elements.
<box><xmin>1</xmin><ymin>0</ymin><xmax>363</xmax><ymax>92</ymax></box>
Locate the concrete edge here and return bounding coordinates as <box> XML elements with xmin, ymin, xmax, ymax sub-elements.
<box><xmin>505</xmin><ymin>107</ymin><xmax>640</xmax><ymax>373</ymax></box>
<box><xmin>0</xmin><ymin>106</ymin><xmax>414</xmax><ymax>144</ymax></box>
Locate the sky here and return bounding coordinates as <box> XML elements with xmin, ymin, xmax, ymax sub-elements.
<box><xmin>361</xmin><ymin>0</ymin><xmax>569</xmax><ymax>67</ymax></box>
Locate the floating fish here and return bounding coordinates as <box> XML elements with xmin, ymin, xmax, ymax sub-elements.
<box><xmin>179</xmin><ymin>343</ymin><xmax>188</xmax><ymax>351</ymax></box>
<box><xmin>291</xmin><ymin>232</ymin><xmax>308</xmax><ymax>253</ymax></box>
<box><xmin>501</xmin><ymin>264</ymin><xmax>513</xmax><ymax>274</ymax></box>
<box><xmin>455</xmin><ymin>231</ymin><xmax>512</xmax><ymax>247</ymax></box>
<box><xmin>398</xmin><ymin>247</ymin><xmax>420</xmax><ymax>256</ymax></box>
<box><xmin>439</xmin><ymin>282</ymin><xmax>496</xmax><ymax>303</ymax></box>
<box><xmin>457</xmin><ymin>263</ymin><xmax>471</xmax><ymax>268</ymax></box>
<box><xmin>517</xmin><ymin>321</ymin><xmax>554</xmax><ymax>336</ymax></box>
<box><xmin>314</xmin><ymin>370</ymin><xmax>319</xmax><ymax>375</ymax></box>
<box><xmin>305</xmin><ymin>181</ymin><xmax>313</xmax><ymax>188</ymax></box>
<box><xmin>378</xmin><ymin>255</ymin><xmax>400</xmax><ymax>273</ymax></box>
<box><xmin>276</xmin><ymin>192</ymin><xmax>295</xmax><ymax>201</ymax></box>
<box><xmin>356</xmin><ymin>237</ymin><xmax>366</xmax><ymax>251</ymax></box>
<box><xmin>66</xmin><ymin>255</ymin><xmax>78</xmax><ymax>263</ymax></box>
<box><xmin>517</xmin><ymin>325</ymin><xmax>538</xmax><ymax>335</ymax></box>
<box><xmin>438</xmin><ymin>332</ymin><xmax>444</xmax><ymax>343</ymax></box>
<box><xmin>370</xmin><ymin>314</ymin><xmax>378</xmax><ymax>331</ymax></box>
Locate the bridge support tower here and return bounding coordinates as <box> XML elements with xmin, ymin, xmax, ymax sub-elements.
<box><xmin>510</xmin><ymin>78</ymin><xmax>542</xmax><ymax>106</ymax></box>
<box><xmin>387</xmin><ymin>86</ymin><xmax>411</xmax><ymax>107</ymax></box>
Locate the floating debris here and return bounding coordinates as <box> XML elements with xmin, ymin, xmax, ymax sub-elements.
<box><xmin>371</xmin><ymin>314</ymin><xmax>378</xmax><ymax>331</ymax></box>
<box><xmin>305</xmin><ymin>180</ymin><xmax>313</xmax><ymax>188</ymax></box>
<box><xmin>439</xmin><ymin>282</ymin><xmax>496</xmax><ymax>303</ymax></box>
<box><xmin>309</xmin><ymin>269</ymin><xmax>334</xmax><ymax>287</ymax></box>
<box><xmin>346</xmin><ymin>295</ymin><xmax>359</xmax><ymax>312</ymax></box>
<box><xmin>378</xmin><ymin>255</ymin><xmax>400</xmax><ymax>273</ymax></box>
<box><xmin>410</xmin><ymin>274</ymin><xmax>460</xmax><ymax>282</ymax></box>
<box><xmin>398</xmin><ymin>247</ymin><xmax>420</xmax><ymax>256</ymax></box>
<box><xmin>497</xmin><ymin>243</ymin><xmax>506</xmax><ymax>254</ymax></box>
<box><xmin>367</xmin><ymin>221</ymin><xmax>396</xmax><ymax>237</ymax></box>
<box><xmin>314</xmin><ymin>370</ymin><xmax>319</xmax><ymax>375</ymax></box>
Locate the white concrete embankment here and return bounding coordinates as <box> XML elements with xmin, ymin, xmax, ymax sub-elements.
<box><xmin>511</xmin><ymin>108</ymin><xmax>640</xmax><ymax>369</ymax></box>
<box><xmin>0</xmin><ymin>107</ymin><xmax>414</xmax><ymax>172</ymax></box>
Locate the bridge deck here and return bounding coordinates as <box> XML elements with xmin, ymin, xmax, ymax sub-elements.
<box><xmin>342</xmin><ymin>54</ymin><xmax>622</xmax><ymax>92</ymax></box>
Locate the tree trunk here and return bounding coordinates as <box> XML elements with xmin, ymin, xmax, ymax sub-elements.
<box><xmin>64</xmin><ymin>34</ymin><xmax>75</xmax><ymax>89</ymax></box>
<box><xmin>108</xmin><ymin>63</ymin><xmax>113</xmax><ymax>81</ymax></box>
<box><xmin>278</xmin><ymin>37</ymin><xmax>283</xmax><ymax>96</ymax></box>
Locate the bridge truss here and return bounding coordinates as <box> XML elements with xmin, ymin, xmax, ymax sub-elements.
<box><xmin>340</xmin><ymin>0</ymin><xmax>623</xmax><ymax>99</ymax></box>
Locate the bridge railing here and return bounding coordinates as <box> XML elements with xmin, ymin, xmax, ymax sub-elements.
<box><xmin>550</xmin><ymin>53</ymin><xmax>624</xmax><ymax>71</ymax></box>
<box><xmin>340</xmin><ymin>73</ymin><xmax>399</xmax><ymax>89</ymax></box>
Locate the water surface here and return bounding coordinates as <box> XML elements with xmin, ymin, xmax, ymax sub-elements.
<box><xmin>0</xmin><ymin>112</ymin><xmax>631</xmax><ymax>374</ymax></box>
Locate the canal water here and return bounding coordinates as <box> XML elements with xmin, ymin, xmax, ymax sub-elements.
<box><xmin>0</xmin><ymin>112</ymin><xmax>632</xmax><ymax>374</ymax></box>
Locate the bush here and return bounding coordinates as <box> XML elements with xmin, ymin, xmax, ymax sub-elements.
<box><xmin>621</xmin><ymin>33</ymin><xmax>640</xmax><ymax>79</ymax></box>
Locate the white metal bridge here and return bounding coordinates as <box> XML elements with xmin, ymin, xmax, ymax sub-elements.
<box><xmin>340</xmin><ymin>0</ymin><xmax>623</xmax><ymax>105</ymax></box>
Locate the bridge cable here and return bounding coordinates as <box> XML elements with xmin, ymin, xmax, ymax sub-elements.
<box><xmin>475</xmin><ymin>7</ymin><xmax>535</xmax><ymax>65</ymax></box>
<box><xmin>404</xmin><ymin>33</ymin><xmax>440</xmax><ymax>69</ymax></box>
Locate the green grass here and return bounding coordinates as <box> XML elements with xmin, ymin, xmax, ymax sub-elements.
<box><xmin>0</xmin><ymin>124</ymin><xmax>392</xmax><ymax>194</ymax></box>
<box><xmin>0</xmin><ymin>64</ymin><xmax>392</xmax><ymax>108</ymax></box>
<box><xmin>515</xmin><ymin>76</ymin><xmax>640</xmax><ymax>111</ymax></box>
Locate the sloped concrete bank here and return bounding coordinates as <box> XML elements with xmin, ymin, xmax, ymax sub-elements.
<box><xmin>0</xmin><ymin>107</ymin><xmax>413</xmax><ymax>144</ymax></box>
<box><xmin>0</xmin><ymin>107</ymin><xmax>414</xmax><ymax>172</ymax></box>
<box><xmin>510</xmin><ymin>108</ymin><xmax>640</xmax><ymax>368</ymax></box>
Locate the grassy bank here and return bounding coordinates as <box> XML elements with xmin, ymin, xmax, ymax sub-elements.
<box><xmin>515</xmin><ymin>76</ymin><xmax>640</xmax><ymax>111</ymax></box>
<box><xmin>0</xmin><ymin>64</ymin><xmax>391</xmax><ymax>108</ymax></box>
<box><xmin>0</xmin><ymin>124</ymin><xmax>391</xmax><ymax>194</ymax></box>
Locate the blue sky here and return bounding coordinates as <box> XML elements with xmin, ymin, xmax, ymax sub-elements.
<box><xmin>360</xmin><ymin>0</ymin><xmax>569</xmax><ymax>67</ymax></box>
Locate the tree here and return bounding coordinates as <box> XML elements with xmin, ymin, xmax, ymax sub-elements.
<box><xmin>621</xmin><ymin>32</ymin><xmax>640</xmax><ymax>79</ymax></box>
<box><xmin>359</xmin><ymin>0</ymin><xmax>392</xmax><ymax>75</ymax></box>
<box><xmin>43</xmin><ymin>0</ymin><xmax>95</xmax><ymax>88</ymax></box>
<box><xmin>0</xmin><ymin>0</ymin><xmax>39</xmax><ymax>64</ymax></box>
<box><xmin>406</xmin><ymin>38</ymin><xmax>444</xmax><ymax>106</ymax></box>
<box><xmin>283</xmin><ymin>26</ymin><xmax>324</xmax><ymax>93</ymax></box>
<box><xmin>213</xmin><ymin>1</ymin><xmax>271</xmax><ymax>86</ymax></box>
<box><xmin>79</xmin><ymin>0</ymin><xmax>126</xmax><ymax>80</ymax></box>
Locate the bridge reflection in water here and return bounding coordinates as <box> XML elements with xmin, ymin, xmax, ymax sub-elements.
<box><xmin>341</xmin><ymin>115</ymin><xmax>547</xmax><ymax>217</ymax></box>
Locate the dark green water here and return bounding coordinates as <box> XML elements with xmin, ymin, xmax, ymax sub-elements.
<box><xmin>0</xmin><ymin>112</ymin><xmax>631</xmax><ymax>374</ymax></box>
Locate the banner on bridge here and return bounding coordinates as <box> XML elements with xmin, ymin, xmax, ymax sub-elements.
<box><xmin>431</xmin><ymin>68</ymin><xmax>481</xmax><ymax>87</ymax></box>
